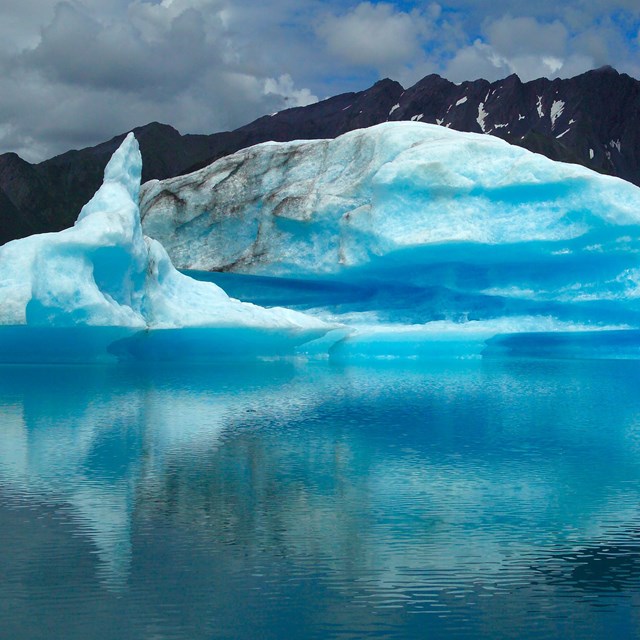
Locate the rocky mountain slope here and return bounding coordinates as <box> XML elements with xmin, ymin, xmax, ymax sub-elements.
<box><xmin>1</xmin><ymin>65</ymin><xmax>638</xmax><ymax>246</ymax></box>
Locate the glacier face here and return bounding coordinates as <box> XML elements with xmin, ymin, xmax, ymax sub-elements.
<box><xmin>0</xmin><ymin>134</ymin><xmax>331</xmax><ymax>362</ymax></box>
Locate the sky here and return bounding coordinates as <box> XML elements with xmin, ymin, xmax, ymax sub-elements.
<box><xmin>1</xmin><ymin>0</ymin><xmax>639</xmax><ymax>162</ymax></box>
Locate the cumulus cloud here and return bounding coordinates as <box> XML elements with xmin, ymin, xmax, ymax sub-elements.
<box><xmin>23</xmin><ymin>3</ymin><xmax>213</xmax><ymax>93</ymax></box>
<box><xmin>440</xmin><ymin>2</ymin><xmax>640</xmax><ymax>81</ymax></box>
<box><xmin>317</xmin><ymin>2</ymin><xmax>432</xmax><ymax>70</ymax></box>
<box><xmin>0</xmin><ymin>0</ymin><xmax>321</xmax><ymax>160</ymax></box>
<box><xmin>441</xmin><ymin>12</ymin><xmax>640</xmax><ymax>82</ymax></box>
<box><xmin>314</xmin><ymin>2</ymin><xmax>639</xmax><ymax>86</ymax></box>
<box><xmin>0</xmin><ymin>0</ymin><xmax>639</xmax><ymax>161</ymax></box>
<box><xmin>485</xmin><ymin>16</ymin><xmax>568</xmax><ymax>58</ymax></box>
<box><xmin>264</xmin><ymin>74</ymin><xmax>318</xmax><ymax>108</ymax></box>
<box><xmin>443</xmin><ymin>40</ymin><xmax>511</xmax><ymax>83</ymax></box>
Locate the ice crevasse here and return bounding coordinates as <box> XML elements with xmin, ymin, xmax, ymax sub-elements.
<box><xmin>0</xmin><ymin>134</ymin><xmax>334</xmax><ymax>362</ymax></box>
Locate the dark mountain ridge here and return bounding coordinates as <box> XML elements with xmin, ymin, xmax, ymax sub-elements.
<box><xmin>1</xmin><ymin>66</ymin><xmax>639</xmax><ymax>245</ymax></box>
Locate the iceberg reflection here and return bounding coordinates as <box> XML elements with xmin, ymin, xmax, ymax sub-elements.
<box><xmin>2</xmin><ymin>360</ymin><xmax>640</xmax><ymax>601</ymax></box>
<box><xmin>0</xmin><ymin>362</ymin><xmax>326</xmax><ymax>586</ymax></box>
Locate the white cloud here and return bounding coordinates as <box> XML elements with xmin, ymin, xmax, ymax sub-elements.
<box><xmin>444</xmin><ymin>40</ymin><xmax>511</xmax><ymax>83</ymax></box>
<box><xmin>0</xmin><ymin>0</ymin><xmax>321</xmax><ymax>160</ymax></box>
<box><xmin>317</xmin><ymin>2</ymin><xmax>433</xmax><ymax>72</ymax></box>
<box><xmin>0</xmin><ymin>1</ymin><xmax>639</xmax><ymax>160</ymax></box>
<box><xmin>443</xmin><ymin>15</ymin><xmax>602</xmax><ymax>82</ymax></box>
<box><xmin>264</xmin><ymin>74</ymin><xmax>318</xmax><ymax>108</ymax></box>
<box><xmin>485</xmin><ymin>16</ymin><xmax>568</xmax><ymax>58</ymax></box>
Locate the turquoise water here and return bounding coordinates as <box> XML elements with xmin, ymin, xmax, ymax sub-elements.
<box><xmin>2</xmin><ymin>359</ymin><xmax>640</xmax><ymax>639</ymax></box>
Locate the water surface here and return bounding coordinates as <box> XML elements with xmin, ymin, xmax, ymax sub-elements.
<box><xmin>2</xmin><ymin>359</ymin><xmax>640</xmax><ymax>639</ymax></box>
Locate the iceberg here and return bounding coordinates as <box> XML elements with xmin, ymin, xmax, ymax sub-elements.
<box><xmin>139</xmin><ymin>122</ymin><xmax>640</xmax><ymax>359</ymax></box>
<box><xmin>4</xmin><ymin>122</ymin><xmax>640</xmax><ymax>362</ymax></box>
<box><xmin>0</xmin><ymin>134</ymin><xmax>332</xmax><ymax>363</ymax></box>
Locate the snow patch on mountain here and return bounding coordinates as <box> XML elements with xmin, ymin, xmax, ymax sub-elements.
<box><xmin>550</xmin><ymin>100</ymin><xmax>565</xmax><ymax>129</ymax></box>
<box><xmin>476</xmin><ymin>103</ymin><xmax>488</xmax><ymax>132</ymax></box>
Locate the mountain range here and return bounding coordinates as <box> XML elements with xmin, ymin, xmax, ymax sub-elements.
<box><xmin>1</xmin><ymin>65</ymin><xmax>639</xmax><ymax>246</ymax></box>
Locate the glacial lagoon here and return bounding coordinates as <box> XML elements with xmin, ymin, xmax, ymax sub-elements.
<box><xmin>4</xmin><ymin>125</ymin><xmax>640</xmax><ymax>639</ymax></box>
<box><xmin>2</xmin><ymin>356</ymin><xmax>640</xmax><ymax>640</ymax></box>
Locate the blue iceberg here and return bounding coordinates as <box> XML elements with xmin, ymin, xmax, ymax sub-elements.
<box><xmin>140</xmin><ymin>122</ymin><xmax>640</xmax><ymax>360</ymax></box>
<box><xmin>0</xmin><ymin>134</ymin><xmax>332</xmax><ymax>363</ymax></box>
<box><xmin>4</xmin><ymin>122</ymin><xmax>640</xmax><ymax>362</ymax></box>
<box><xmin>141</xmin><ymin>122</ymin><xmax>640</xmax><ymax>279</ymax></box>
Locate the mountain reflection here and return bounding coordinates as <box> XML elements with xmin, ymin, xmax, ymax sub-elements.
<box><xmin>534</xmin><ymin>537</ymin><xmax>640</xmax><ymax>594</ymax></box>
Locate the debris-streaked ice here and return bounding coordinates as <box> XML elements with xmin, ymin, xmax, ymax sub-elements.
<box><xmin>141</xmin><ymin>121</ymin><xmax>640</xmax><ymax>277</ymax></box>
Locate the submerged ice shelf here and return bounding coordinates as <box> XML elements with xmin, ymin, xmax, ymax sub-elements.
<box><xmin>3</xmin><ymin>122</ymin><xmax>640</xmax><ymax>362</ymax></box>
<box><xmin>193</xmin><ymin>270</ymin><xmax>640</xmax><ymax>361</ymax></box>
